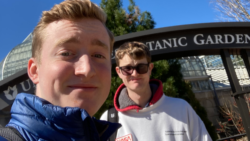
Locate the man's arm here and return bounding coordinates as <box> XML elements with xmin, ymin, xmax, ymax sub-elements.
<box><xmin>185</xmin><ymin>102</ymin><xmax>212</xmax><ymax>141</ymax></box>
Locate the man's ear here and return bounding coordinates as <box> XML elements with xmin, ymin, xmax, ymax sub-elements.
<box><xmin>149</xmin><ymin>63</ymin><xmax>154</xmax><ymax>75</ymax></box>
<box><xmin>27</xmin><ymin>58</ymin><xmax>39</xmax><ymax>84</ymax></box>
<box><xmin>115</xmin><ymin>66</ymin><xmax>122</xmax><ymax>78</ymax></box>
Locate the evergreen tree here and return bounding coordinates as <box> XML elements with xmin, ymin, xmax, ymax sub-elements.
<box><xmin>95</xmin><ymin>0</ymin><xmax>217</xmax><ymax>140</ymax></box>
<box><xmin>100</xmin><ymin>0</ymin><xmax>155</xmax><ymax>36</ymax></box>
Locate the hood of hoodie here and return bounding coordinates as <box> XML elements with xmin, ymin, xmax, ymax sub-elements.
<box><xmin>114</xmin><ymin>79</ymin><xmax>163</xmax><ymax>112</ymax></box>
<box><xmin>6</xmin><ymin>93</ymin><xmax>120</xmax><ymax>141</ymax></box>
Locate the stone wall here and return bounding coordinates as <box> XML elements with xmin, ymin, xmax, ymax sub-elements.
<box><xmin>193</xmin><ymin>87</ymin><xmax>233</xmax><ymax>128</ymax></box>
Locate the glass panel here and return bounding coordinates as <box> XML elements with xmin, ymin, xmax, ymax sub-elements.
<box><xmin>200</xmin><ymin>55</ymin><xmax>230</xmax><ymax>89</ymax></box>
<box><xmin>195</xmin><ymin>71</ymin><xmax>202</xmax><ymax>76</ymax></box>
<box><xmin>189</xmin><ymin>71</ymin><xmax>195</xmax><ymax>76</ymax></box>
<box><xmin>230</xmin><ymin>55</ymin><xmax>250</xmax><ymax>91</ymax></box>
<box><xmin>182</xmin><ymin>72</ymin><xmax>189</xmax><ymax>77</ymax></box>
<box><xmin>190</xmin><ymin>81</ymin><xmax>200</xmax><ymax>91</ymax></box>
<box><xmin>198</xmin><ymin>80</ymin><xmax>211</xmax><ymax>90</ymax></box>
<box><xmin>192</xmin><ymin>61</ymin><xmax>200</xmax><ymax>70</ymax></box>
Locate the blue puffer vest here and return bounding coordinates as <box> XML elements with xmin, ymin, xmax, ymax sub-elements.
<box><xmin>5</xmin><ymin>93</ymin><xmax>120</xmax><ymax>141</ymax></box>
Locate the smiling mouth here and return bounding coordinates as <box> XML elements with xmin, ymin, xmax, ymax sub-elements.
<box><xmin>130</xmin><ymin>78</ymin><xmax>141</xmax><ymax>81</ymax></box>
<box><xmin>68</xmin><ymin>86</ymin><xmax>98</xmax><ymax>90</ymax></box>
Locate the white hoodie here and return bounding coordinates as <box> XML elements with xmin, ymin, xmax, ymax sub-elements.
<box><xmin>101</xmin><ymin>79</ymin><xmax>212</xmax><ymax>141</ymax></box>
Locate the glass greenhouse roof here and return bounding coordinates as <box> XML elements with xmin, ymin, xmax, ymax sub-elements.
<box><xmin>0</xmin><ymin>33</ymin><xmax>32</xmax><ymax>81</ymax></box>
<box><xmin>179</xmin><ymin>56</ymin><xmax>207</xmax><ymax>77</ymax></box>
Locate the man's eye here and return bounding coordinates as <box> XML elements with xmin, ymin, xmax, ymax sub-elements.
<box><xmin>61</xmin><ymin>52</ymin><xmax>73</xmax><ymax>56</ymax></box>
<box><xmin>92</xmin><ymin>54</ymin><xmax>105</xmax><ymax>59</ymax></box>
<box><xmin>123</xmin><ymin>66</ymin><xmax>132</xmax><ymax>71</ymax></box>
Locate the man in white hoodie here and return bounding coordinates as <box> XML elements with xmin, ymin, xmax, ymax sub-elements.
<box><xmin>101</xmin><ymin>41</ymin><xmax>212</xmax><ymax>141</ymax></box>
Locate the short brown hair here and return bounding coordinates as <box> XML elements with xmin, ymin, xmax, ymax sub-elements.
<box><xmin>115</xmin><ymin>41</ymin><xmax>151</xmax><ymax>66</ymax></box>
<box><xmin>32</xmin><ymin>0</ymin><xmax>114</xmax><ymax>63</ymax></box>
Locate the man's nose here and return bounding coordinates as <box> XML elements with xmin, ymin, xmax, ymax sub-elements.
<box><xmin>75</xmin><ymin>55</ymin><xmax>96</xmax><ymax>78</ymax></box>
<box><xmin>131</xmin><ymin>68</ymin><xmax>139</xmax><ymax>76</ymax></box>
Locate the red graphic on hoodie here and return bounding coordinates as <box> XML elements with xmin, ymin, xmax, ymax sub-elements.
<box><xmin>115</xmin><ymin>134</ymin><xmax>132</xmax><ymax>141</ymax></box>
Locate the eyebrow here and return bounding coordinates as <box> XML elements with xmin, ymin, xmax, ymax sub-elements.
<box><xmin>91</xmin><ymin>39</ymin><xmax>109</xmax><ymax>51</ymax></box>
<box><xmin>55</xmin><ymin>37</ymin><xmax>80</xmax><ymax>47</ymax></box>
<box><xmin>55</xmin><ymin>37</ymin><xmax>109</xmax><ymax>51</ymax></box>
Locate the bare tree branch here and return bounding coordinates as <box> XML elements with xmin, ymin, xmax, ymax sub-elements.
<box><xmin>211</xmin><ymin>0</ymin><xmax>250</xmax><ymax>21</ymax></box>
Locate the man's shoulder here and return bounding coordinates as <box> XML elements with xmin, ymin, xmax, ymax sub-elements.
<box><xmin>162</xmin><ymin>95</ymin><xmax>189</xmax><ymax>105</ymax></box>
<box><xmin>161</xmin><ymin>95</ymin><xmax>193</xmax><ymax>110</ymax></box>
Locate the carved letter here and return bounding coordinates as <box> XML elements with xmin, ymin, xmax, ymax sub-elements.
<box><xmin>205</xmin><ymin>35</ymin><xmax>214</xmax><ymax>44</ymax></box>
<box><xmin>146</xmin><ymin>41</ymin><xmax>155</xmax><ymax>51</ymax></box>
<box><xmin>20</xmin><ymin>79</ymin><xmax>31</xmax><ymax>91</ymax></box>
<box><xmin>155</xmin><ymin>40</ymin><xmax>164</xmax><ymax>50</ymax></box>
<box><xmin>245</xmin><ymin>34</ymin><xmax>250</xmax><ymax>44</ymax></box>
<box><xmin>224</xmin><ymin>34</ymin><xmax>235</xmax><ymax>44</ymax></box>
<box><xmin>214</xmin><ymin>35</ymin><xmax>224</xmax><ymax>44</ymax></box>
<box><xmin>178</xmin><ymin>37</ymin><xmax>187</xmax><ymax>47</ymax></box>
<box><xmin>194</xmin><ymin>34</ymin><xmax>204</xmax><ymax>45</ymax></box>
<box><xmin>162</xmin><ymin>39</ymin><xmax>172</xmax><ymax>48</ymax></box>
<box><xmin>172</xmin><ymin>38</ymin><xmax>178</xmax><ymax>47</ymax></box>
<box><xmin>236</xmin><ymin>34</ymin><xmax>244</xmax><ymax>44</ymax></box>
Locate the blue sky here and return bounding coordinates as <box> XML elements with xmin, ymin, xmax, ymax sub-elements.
<box><xmin>0</xmin><ymin>0</ymin><xmax>217</xmax><ymax>62</ymax></box>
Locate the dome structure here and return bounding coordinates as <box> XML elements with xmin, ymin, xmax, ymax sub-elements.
<box><xmin>179</xmin><ymin>56</ymin><xmax>213</xmax><ymax>91</ymax></box>
<box><xmin>179</xmin><ymin>56</ymin><xmax>207</xmax><ymax>77</ymax></box>
<box><xmin>0</xmin><ymin>33</ymin><xmax>32</xmax><ymax>81</ymax></box>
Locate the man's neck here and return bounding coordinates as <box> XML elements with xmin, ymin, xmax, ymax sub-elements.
<box><xmin>127</xmin><ymin>84</ymin><xmax>152</xmax><ymax>107</ymax></box>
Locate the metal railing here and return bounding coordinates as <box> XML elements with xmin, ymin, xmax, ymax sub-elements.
<box><xmin>217</xmin><ymin>133</ymin><xmax>246</xmax><ymax>141</ymax></box>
